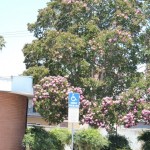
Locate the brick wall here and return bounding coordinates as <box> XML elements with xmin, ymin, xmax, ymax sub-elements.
<box><xmin>0</xmin><ymin>92</ymin><xmax>28</xmax><ymax>150</ymax></box>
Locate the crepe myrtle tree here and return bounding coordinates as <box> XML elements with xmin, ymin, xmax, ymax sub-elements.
<box><xmin>82</xmin><ymin>73</ymin><xmax>150</xmax><ymax>132</ymax></box>
<box><xmin>83</xmin><ymin>87</ymin><xmax>150</xmax><ymax>133</ymax></box>
<box><xmin>33</xmin><ymin>76</ymin><xmax>91</xmax><ymax>125</ymax></box>
<box><xmin>33</xmin><ymin>75</ymin><xmax>149</xmax><ymax>132</ymax></box>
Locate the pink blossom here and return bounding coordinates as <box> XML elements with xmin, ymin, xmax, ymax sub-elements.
<box><xmin>136</xmin><ymin>9</ymin><xmax>141</xmax><ymax>14</ymax></box>
<box><xmin>33</xmin><ymin>98</ymin><xmax>36</xmax><ymax>102</ymax></box>
<box><xmin>113</xmin><ymin>100</ymin><xmax>121</xmax><ymax>104</ymax></box>
<box><xmin>108</xmin><ymin>39</ymin><xmax>113</xmax><ymax>43</ymax></box>
<box><xmin>124</xmin><ymin>15</ymin><xmax>128</xmax><ymax>19</ymax></box>
<box><xmin>83</xmin><ymin>3</ymin><xmax>87</xmax><ymax>7</ymax></box>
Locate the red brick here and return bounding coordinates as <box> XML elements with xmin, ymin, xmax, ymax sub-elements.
<box><xmin>0</xmin><ymin>92</ymin><xmax>27</xmax><ymax>150</ymax></box>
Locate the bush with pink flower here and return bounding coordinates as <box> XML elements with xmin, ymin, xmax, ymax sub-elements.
<box><xmin>83</xmin><ymin>92</ymin><xmax>149</xmax><ymax>133</ymax></box>
<box><xmin>33</xmin><ymin>75</ymin><xmax>149</xmax><ymax>132</ymax></box>
<box><xmin>33</xmin><ymin>76</ymin><xmax>91</xmax><ymax>125</ymax></box>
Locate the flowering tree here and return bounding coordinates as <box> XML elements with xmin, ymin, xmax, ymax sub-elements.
<box><xmin>24</xmin><ymin>0</ymin><xmax>149</xmax><ymax>133</ymax></box>
<box><xmin>23</xmin><ymin>0</ymin><xmax>147</xmax><ymax>99</ymax></box>
<box><xmin>33</xmin><ymin>75</ymin><xmax>149</xmax><ymax>133</ymax></box>
<box><xmin>83</xmin><ymin>88</ymin><xmax>150</xmax><ymax>133</ymax></box>
<box><xmin>33</xmin><ymin>75</ymin><xmax>149</xmax><ymax>131</ymax></box>
<box><xmin>33</xmin><ymin>76</ymin><xmax>91</xmax><ymax>125</ymax></box>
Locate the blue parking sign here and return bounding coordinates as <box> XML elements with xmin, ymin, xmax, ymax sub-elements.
<box><xmin>68</xmin><ymin>92</ymin><xmax>80</xmax><ymax>108</ymax></box>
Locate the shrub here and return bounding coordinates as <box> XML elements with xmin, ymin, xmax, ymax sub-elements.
<box><xmin>33</xmin><ymin>76</ymin><xmax>91</xmax><ymax>125</ymax></box>
<box><xmin>22</xmin><ymin>126</ymin><xmax>71</xmax><ymax>150</ymax></box>
<box><xmin>22</xmin><ymin>126</ymin><xmax>55</xmax><ymax>150</ymax></box>
<box><xmin>74</xmin><ymin>128</ymin><xmax>109</xmax><ymax>150</ymax></box>
<box><xmin>138</xmin><ymin>130</ymin><xmax>150</xmax><ymax>150</ymax></box>
<box><xmin>104</xmin><ymin>134</ymin><xmax>131</xmax><ymax>150</ymax></box>
<box><xmin>49</xmin><ymin>128</ymin><xmax>71</xmax><ymax>150</ymax></box>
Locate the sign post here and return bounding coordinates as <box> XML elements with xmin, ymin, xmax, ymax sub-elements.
<box><xmin>68</xmin><ymin>92</ymin><xmax>80</xmax><ymax>150</ymax></box>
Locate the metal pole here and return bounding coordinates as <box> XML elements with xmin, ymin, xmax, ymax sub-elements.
<box><xmin>71</xmin><ymin>123</ymin><xmax>74</xmax><ymax>150</ymax></box>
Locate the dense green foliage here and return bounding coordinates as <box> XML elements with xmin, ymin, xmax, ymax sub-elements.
<box><xmin>22</xmin><ymin>126</ymin><xmax>71</xmax><ymax>150</ymax></box>
<box><xmin>138</xmin><ymin>130</ymin><xmax>150</xmax><ymax>150</ymax></box>
<box><xmin>22</xmin><ymin>126</ymin><xmax>55</xmax><ymax>150</ymax></box>
<box><xmin>23</xmin><ymin>127</ymin><xmax>133</xmax><ymax>150</ymax></box>
<box><xmin>140</xmin><ymin>0</ymin><xmax>150</xmax><ymax>63</ymax></box>
<box><xmin>50</xmin><ymin>128</ymin><xmax>71</xmax><ymax>149</ymax></box>
<box><xmin>23</xmin><ymin>66</ymin><xmax>49</xmax><ymax>84</ymax></box>
<box><xmin>74</xmin><ymin>128</ymin><xmax>109</xmax><ymax>150</ymax></box>
<box><xmin>23</xmin><ymin>0</ymin><xmax>148</xmax><ymax>99</ymax></box>
<box><xmin>105</xmin><ymin>134</ymin><xmax>131</xmax><ymax>150</ymax></box>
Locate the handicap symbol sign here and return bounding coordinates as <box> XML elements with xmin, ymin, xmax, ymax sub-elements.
<box><xmin>68</xmin><ymin>92</ymin><xmax>80</xmax><ymax>108</ymax></box>
<box><xmin>71</xmin><ymin>94</ymin><xmax>77</xmax><ymax>101</ymax></box>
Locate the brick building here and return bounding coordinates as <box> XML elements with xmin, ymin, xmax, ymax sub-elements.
<box><xmin>0</xmin><ymin>76</ymin><xmax>33</xmax><ymax>150</ymax></box>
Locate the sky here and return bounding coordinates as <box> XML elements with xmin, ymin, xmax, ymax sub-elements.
<box><xmin>0</xmin><ymin>0</ymin><xmax>145</xmax><ymax>77</ymax></box>
<box><xmin>0</xmin><ymin>0</ymin><xmax>49</xmax><ymax>76</ymax></box>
